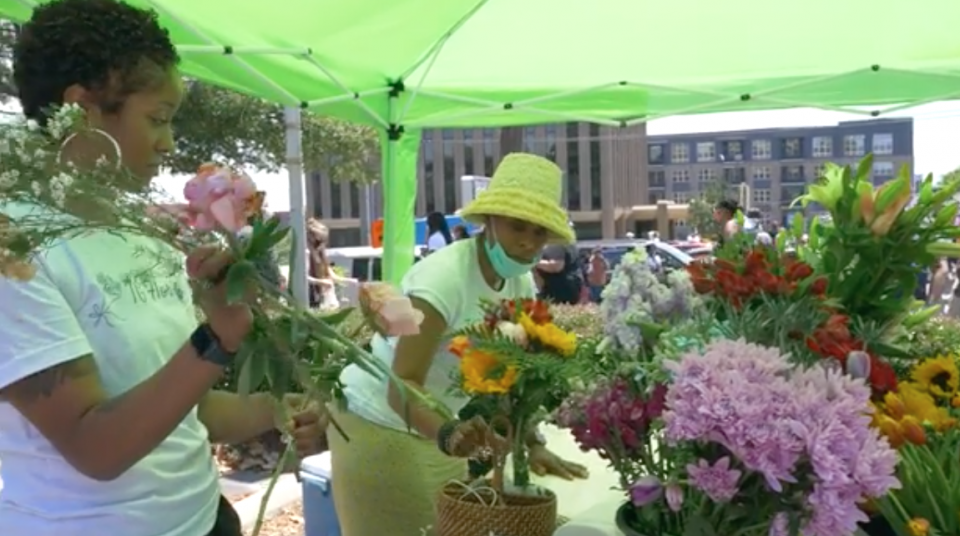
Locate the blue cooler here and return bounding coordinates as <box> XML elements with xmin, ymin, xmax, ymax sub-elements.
<box><xmin>300</xmin><ymin>451</ymin><xmax>341</xmax><ymax>536</ymax></box>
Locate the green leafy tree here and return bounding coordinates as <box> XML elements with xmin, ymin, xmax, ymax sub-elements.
<box><xmin>943</xmin><ymin>166</ymin><xmax>960</xmax><ymax>185</ymax></box>
<box><xmin>0</xmin><ymin>20</ymin><xmax>379</xmax><ymax>181</ymax></box>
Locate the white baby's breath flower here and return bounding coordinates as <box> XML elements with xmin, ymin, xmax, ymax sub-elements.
<box><xmin>25</xmin><ymin>119</ymin><xmax>39</xmax><ymax>131</ymax></box>
<box><xmin>31</xmin><ymin>181</ymin><xmax>42</xmax><ymax>198</ymax></box>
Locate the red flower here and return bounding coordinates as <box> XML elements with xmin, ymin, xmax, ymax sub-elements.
<box><xmin>868</xmin><ymin>356</ymin><xmax>898</xmax><ymax>394</ymax></box>
<box><xmin>784</xmin><ymin>260</ymin><xmax>814</xmax><ymax>282</ymax></box>
<box><xmin>809</xmin><ymin>277</ymin><xmax>828</xmax><ymax>296</ymax></box>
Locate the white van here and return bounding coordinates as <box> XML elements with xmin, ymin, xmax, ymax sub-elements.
<box><xmin>327</xmin><ymin>246</ymin><xmax>424</xmax><ymax>306</ymax></box>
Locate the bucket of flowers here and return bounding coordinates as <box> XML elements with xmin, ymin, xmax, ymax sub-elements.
<box><xmin>434</xmin><ymin>298</ymin><xmax>583</xmax><ymax>536</ymax></box>
<box><xmin>557</xmin><ymin>339</ymin><xmax>900</xmax><ymax>536</ymax></box>
<box><xmin>869</xmin><ymin>355</ymin><xmax>960</xmax><ymax>536</ymax></box>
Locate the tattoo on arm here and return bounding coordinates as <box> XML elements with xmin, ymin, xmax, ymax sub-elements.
<box><xmin>0</xmin><ymin>356</ymin><xmax>100</xmax><ymax>403</ymax></box>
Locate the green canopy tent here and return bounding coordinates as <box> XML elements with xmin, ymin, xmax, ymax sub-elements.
<box><xmin>3</xmin><ymin>0</ymin><xmax>960</xmax><ymax>297</ymax></box>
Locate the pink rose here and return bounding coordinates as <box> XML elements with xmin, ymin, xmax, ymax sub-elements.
<box><xmin>182</xmin><ymin>163</ymin><xmax>258</xmax><ymax>233</ymax></box>
<box><xmin>359</xmin><ymin>282</ymin><xmax>424</xmax><ymax>337</ymax></box>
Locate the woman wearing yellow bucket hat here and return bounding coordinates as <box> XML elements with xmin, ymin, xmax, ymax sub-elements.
<box><xmin>329</xmin><ymin>153</ymin><xmax>587</xmax><ymax>535</ymax></box>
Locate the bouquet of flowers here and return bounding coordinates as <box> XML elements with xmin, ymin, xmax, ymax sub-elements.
<box><xmin>687</xmin><ymin>243</ymin><xmax>900</xmax><ymax>397</ymax></box>
<box><xmin>792</xmin><ymin>155</ymin><xmax>960</xmax><ymax>325</ymax></box>
<box><xmin>600</xmin><ymin>247</ymin><xmax>699</xmax><ymax>357</ymax></box>
<box><xmin>871</xmin><ymin>356</ymin><xmax>960</xmax><ymax>536</ymax></box>
<box><xmin>435</xmin><ymin>298</ymin><xmax>583</xmax><ymax>536</ymax></box>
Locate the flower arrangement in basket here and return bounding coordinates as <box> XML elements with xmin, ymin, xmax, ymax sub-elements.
<box><xmin>557</xmin><ymin>339</ymin><xmax>900</xmax><ymax>536</ymax></box>
<box><xmin>435</xmin><ymin>298</ymin><xmax>581</xmax><ymax>536</ymax></box>
<box><xmin>870</xmin><ymin>355</ymin><xmax>960</xmax><ymax>536</ymax></box>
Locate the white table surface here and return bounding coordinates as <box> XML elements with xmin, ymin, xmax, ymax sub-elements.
<box><xmin>509</xmin><ymin>425</ymin><xmax>624</xmax><ymax>535</ymax></box>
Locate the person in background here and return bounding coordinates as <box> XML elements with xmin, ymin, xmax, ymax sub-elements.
<box><xmin>306</xmin><ymin>218</ymin><xmax>349</xmax><ymax>309</ymax></box>
<box><xmin>452</xmin><ymin>223</ymin><xmax>471</xmax><ymax>241</ymax></box>
<box><xmin>329</xmin><ymin>153</ymin><xmax>587</xmax><ymax>536</ymax></box>
<box><xmin>425</xmin><ymin>211</ymin><xmax>453</xmax><ymax>253</ymax></box>
<box><xmin>586</xmin><ymin>246</ymin><xmax>609</xmax><ymax>302</ymax></box>
<box><xmin>536</xmin><ymin>222</ymin><xmax>583</xmax><ymax>304</ymax></box>
<box><xmin>645</xmin><ymin>243</ymin><xmax>663</xmax><ymax>274</ymax></box>
<box><xmin>714</xmin><ymin>199</ymin><xmax>740</xmax><ymax>243</ymax></box>
<box><xmin>0</xmin><ymin>3</ymin><xmax>325</xmax><ymax>535</ymax></box>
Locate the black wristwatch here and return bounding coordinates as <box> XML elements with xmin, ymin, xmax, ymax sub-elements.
<box><xmin>189</xmin><ymin>324</ymin><xmax>236</xmax><ymax>366</ymax></box>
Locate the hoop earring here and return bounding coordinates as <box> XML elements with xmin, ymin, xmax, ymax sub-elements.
<box><xmin>57</xmin><ymin>128</ymin><xmax>122</xmax><ymax>169</ymax></box>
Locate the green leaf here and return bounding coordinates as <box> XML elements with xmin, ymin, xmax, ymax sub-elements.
<box><xmin>317</xmin><ymin>307</ymin><xmax>356</xmax><ymax>326</ymax></box>
<box><xmin>235</xmin><ymin>346</ymin><xmax>266</xmax><ymax>398</ymax></box>
<box><xmin>265</xmin><ymin>355</ymin><xmax>293</xmax><ymax>399</ymax></box>
<box><xmin>682</xmin><ymin>514</ymin><xmax>717</xmax><ymax>536</ymax></box>
<box><xmin>225</xmin><ymin>260</ymin><xmax>257</xmax><ymax>304</ymax></box>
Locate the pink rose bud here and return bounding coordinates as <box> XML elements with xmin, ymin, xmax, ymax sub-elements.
<box><xmin>845</xmin><ymin>351</ymin><xmax>871</xmax><ymax>380</ymax></box>
<box><xmin>359</xmin><ymin>282</ymin><xmax>424</xmax><ymax>337</ymax></box>
<box><xmin>629</xmin><ymin>475</ymin><xmax>662</xmax><ymax>506</ymax></box>
<box><xmin>665</xmin><ymin>482</ymin><xmax>684</xmax><ymax>512</ymax></box>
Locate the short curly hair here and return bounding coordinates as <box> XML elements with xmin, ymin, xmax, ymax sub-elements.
<box><xmin>13</xmin><ymin>0</ymin><xmax>180</xmax><ymax>125</ymax></box>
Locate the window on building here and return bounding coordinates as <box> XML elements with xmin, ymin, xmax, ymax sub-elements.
<box><xmin>723</xmin><ymin>167</ymin><xmax>745</xmax><ymax>184</ymax></box>
<box><xmin>647</xmin><ymin>190</ymin><xmax>665</xmax><ymax>204</ymax></box>
<box><xmin>843</xmin><ymin>134</ymin><xmax>866</xmax><ymax>157</ymax></box>
<box><xmin>566</xmin><ymin>136</ymin><xmax>581</xmax><ymax>211</ymax></box>
<box><xmin>671</xmin><ymin>142</ymin><xmax>690</xmax><ymax>163</ymax></box>
<box><xmin>697</xmin><ymin>168</ymin><xmax>716</xmax><ymax>183</ymax></box>
<box><xmin>872</xmin><ymin>133</ymin><xmax>894</xmax><ymax>155</ymax></box>
<box><xmin>648</xmin><ymin>144</ymin><xmax>665</xmax><ymax>165</ymax></box>
<box><xmin>589</xmin><ymin>138</ymin><xmax>602</xmax><ymax>210</ymax></box>
<box><xmin>671</xmin><ymin>169</ymin><xmax>690</xmax><ymax>183</ymax></box>
<box><xmin>753</xmin><ymin>189</ymin><xmax>772</xmax><ymax>203</ymax></box>
<box><xmin>648</xmin><ymin>170</ymin><xmax>666</xmax><ymax>187</ymax></box>
<box><xmin>752</xmin><ymin>166</ymin><xmax>771</xmax><ymax>181</ymax></box>
<box><xmin>780</xmin><ymin>184</ymin><xmax>806</xmax><ymax>205</ymax></box>
<box><xmin>812</xmin><ymin>164</ymin><xmax>827</xmax><ymax>180</ymax></box>
<box><xmin>751</xmin><ymin>139</ymin><xmax>772</xmax><ymax>160</ymax></box>
<box><xmin>873</xmin><ymin>161</ymin><xmax>895</xmax><ymax>179</ymax></box>
<box><xmin>812</xmin><ymin>136</ymin><xmax>833</xmax><ymax>158</ymax></box>
<box><xmin>696</xmin><ymin>142</ymin><xmax>716</xmax><ymax>162</ymax></box>
<box><xmin>722</xmin><ymin>140</ymin><xmax>744</xmax><ymax>161</ymax></box>
<box><xmin>782</xmin><ymin>165</ymin><xmax>804</xmax><ymax>183</ymax></box>
<box><xmin>781</xmin><ymin>137</ymin><xmax>804</xmax><ymax>159</ymax></box>
<box><xmin>673</xmin><ymin>191</ymin><xmax>690</xmax><ymax>203</ymax></box>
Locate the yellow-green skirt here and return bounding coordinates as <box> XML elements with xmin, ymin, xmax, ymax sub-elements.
<box><xmin>326</xmin><ymin>406</ymin><xmax>465</xmax><ymax>536</ymax></box>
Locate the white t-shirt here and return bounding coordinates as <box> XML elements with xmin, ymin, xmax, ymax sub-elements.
<box><xmin>426</xmin><ymin>231</ymin><xmax>449</xmax><ymax>252</ymax></box>
<box><xmin>0</xmin><ymin>206</ymin><xmax>219</xmax><ymax>536</ymax></box>
<box><xmin>340</xmin><ymin>238</ymin><xmax>535</xmax><ymax>431</ymax></box>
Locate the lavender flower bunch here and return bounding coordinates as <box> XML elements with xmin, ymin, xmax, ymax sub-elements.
<box><xmin>661</xmin><ymin>340</ymin><xmax>899</xmax><ymax>536</ymax></box>
<box><xmin>600</xmin><ymin>249</ymin><xmax>699</xmax><ymax>353</ymax></box>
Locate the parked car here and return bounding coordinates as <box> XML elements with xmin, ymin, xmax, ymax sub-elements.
<box><xmin>577</xmin><ymin>239</ymin><xmax>693</xmax><ymax>279</ymax></box>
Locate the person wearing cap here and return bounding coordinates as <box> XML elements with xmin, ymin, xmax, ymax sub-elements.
<box><xmin>328</xmin><ymin>153</ymin><xmax>588</xmax><ymax>536</ymax></box>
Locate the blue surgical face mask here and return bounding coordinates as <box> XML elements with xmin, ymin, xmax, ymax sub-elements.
<box><xmin>484</xmin><ymin>230</ymin><xmax>540</xmax><ymax>279</ymax></box>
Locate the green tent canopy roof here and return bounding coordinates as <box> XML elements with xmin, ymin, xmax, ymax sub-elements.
<box><xmin>4</xmin><ymin>0</ymin><xmax>960</xmax><ymax>127</ymax></box>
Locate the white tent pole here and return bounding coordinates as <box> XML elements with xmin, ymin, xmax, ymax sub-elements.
<box><xmin>284</xmin><ymin>106</ymin><xmax>309</xmax><ymax>306</ymax></box>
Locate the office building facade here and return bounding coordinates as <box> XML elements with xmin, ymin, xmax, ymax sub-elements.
<box><xmin>308</xmin><ymin>123</ymin><xmax>650</xmax><ymax>245</ymax></box>
<box><xmin>646</xmin><ymin>118</ymin><xmax>914</xmax><ymax>225</ymax></box>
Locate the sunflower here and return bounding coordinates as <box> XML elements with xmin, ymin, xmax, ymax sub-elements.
<box><xmin>897</xmin><ymin>383</ymin><xmax>956</xmax><ymax>431</ymax></box>
<box><xmin>459</xmin><ymin>349</ymin><xmax>517</xmax><ymax>395</ymax></box>
<box><xmin>911</xmin><ymin>356</ymin><xmax>960</xmax><ymax>398</ymax></box>
<box><xmin>517</xmin><ymin>313</ymin><xmax>577</xmax><ymax>357</ymax></box>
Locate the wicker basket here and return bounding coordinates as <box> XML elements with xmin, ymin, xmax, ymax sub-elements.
<box><xmin>435</xmin><ymin>481</ymin><xmax>558</xmax><ymax>536</ymax></box>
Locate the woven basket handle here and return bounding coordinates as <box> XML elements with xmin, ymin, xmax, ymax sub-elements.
<box><xmin>488</xmin><ymin>414</ymin><xmax>513</xmax><ymax>493</ymax></box>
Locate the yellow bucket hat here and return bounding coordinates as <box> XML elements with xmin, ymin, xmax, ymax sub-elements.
<box><xmin>460</xmin><ymin>152</ymin><xmax>574</xmax><ymax>244</ymax></box>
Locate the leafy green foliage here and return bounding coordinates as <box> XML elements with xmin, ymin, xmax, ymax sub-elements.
<box><xmin>0</xmin><ymin>20</ymin><xmax>379</xmax><ymax>180</ymax></box>
<box><xmin>170</xmin><ymin>83</ymin><xmax>380</xmax><ymax>180</ymax></box>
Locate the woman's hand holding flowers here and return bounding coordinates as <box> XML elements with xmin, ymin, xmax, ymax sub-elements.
<box><xmin>186</xmin><ymin>245</ymin><xmax>253</xmax><ymax>352</ymax></box>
